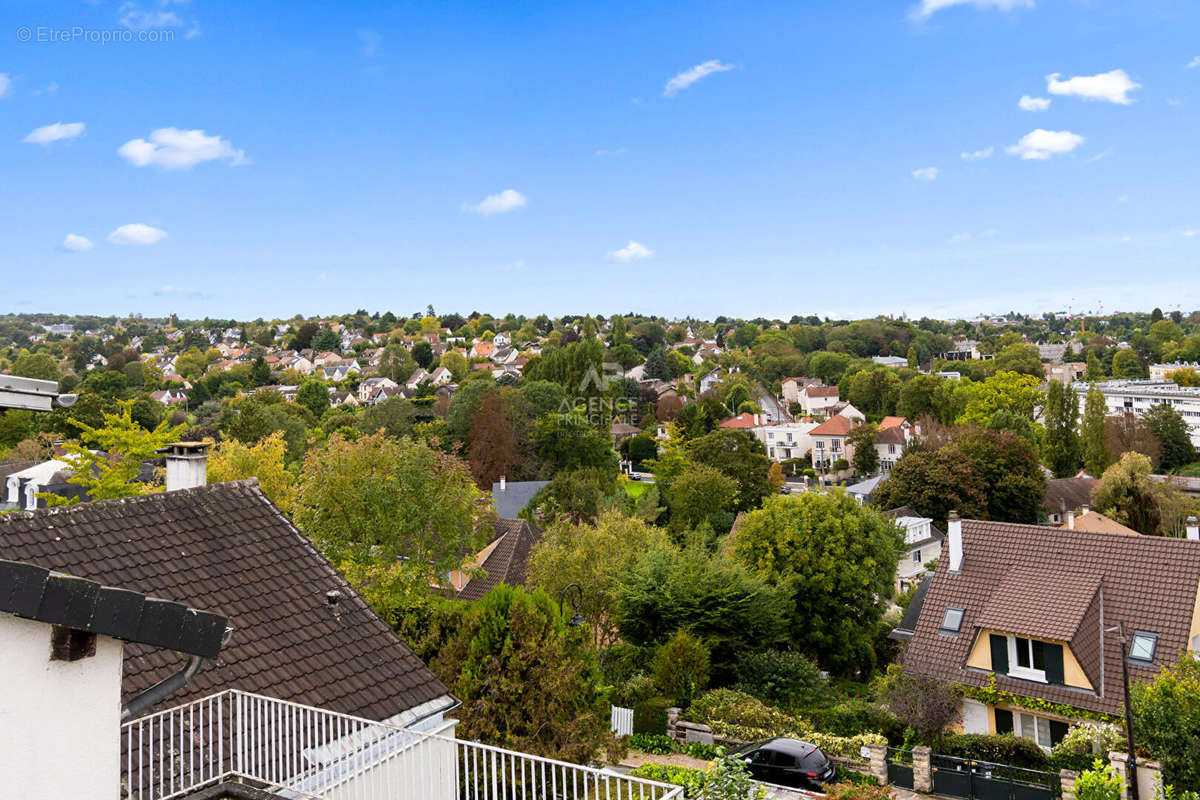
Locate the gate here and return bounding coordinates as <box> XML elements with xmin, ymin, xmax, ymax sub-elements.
<box><xmin>611</xmin><ymin>705</ymin><xmax>634</xmax><ymax>738</ymax></box>
<box><xmin>886</xmin><ymin>747</ymin><xmax>914</xmax><ymax>790</ymax></box>
<box><xmin>931</xmin><ymin>754</ymin><xmax>1060</xmax><ymax>800</ymax></box>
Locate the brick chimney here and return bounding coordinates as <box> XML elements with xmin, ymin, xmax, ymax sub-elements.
<box><xmin>947</xmin><ymin>510</ymin><xmax>963</xmax><ymax>572</ymax></box>
<box><xmin>1187</xmin><ymin>516</ymin><xmax>1199</xmax><ymax>542</ymax></box>
<box><xmin>161</xmin><ymin>442</ymin><xmax>209</xmax><ymax>492</ymax></box>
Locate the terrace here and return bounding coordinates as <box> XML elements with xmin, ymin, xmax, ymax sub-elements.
<box><xmin>122</xmin><ymin>689</ymin><xmax>681</xmax><ymax>800</ymax></box>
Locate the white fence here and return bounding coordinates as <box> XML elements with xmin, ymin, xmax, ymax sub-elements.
<box><xmin>610</xmin><ymin>706</ymin><xmax>633</xmax><ymax>739</ymax></box>
<box><xmin>121</xmin><ymin>689</ymin><xmax>681</xmax><ymax>800</ymax></box>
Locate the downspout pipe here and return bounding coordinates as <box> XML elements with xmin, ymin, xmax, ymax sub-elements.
<box><xmin>122</xmin><ymin>626</ymin><xmax>234</xmax><ymax>721</ymax></box>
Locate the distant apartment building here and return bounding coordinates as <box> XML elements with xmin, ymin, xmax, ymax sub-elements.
<box><xmin>1150</xmin><ymin>362</ymin><xmax>1200</xmax><ymax>381</ymax></box>
<box><xmin>1075</xmin><ymin>379</ymin><xmax>1200</xmax><ymax>447</ymax></box>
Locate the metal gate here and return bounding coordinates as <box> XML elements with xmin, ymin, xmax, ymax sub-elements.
<box><xmin>610</xmin><ymin>705</ymin><xmax>634</xmax><ymax>738</ymax></box>
<box><xmin>931</xmin><ymin>754</ymin><xmax>1060</xmax><ymax>800</ymax></box>
<box><xmin>886</xmin><ymin>747</ymin><xmax>914</xmax><ymax>790</ymax></box>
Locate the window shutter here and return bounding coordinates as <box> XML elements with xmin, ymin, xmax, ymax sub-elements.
<box><xmin>994</xmin><ymin>708</ymin><xmax>1014</xmax><ymax>735</ymax></box>
<box><xmin>1044</xmin><ymin>643</ymin><xmax>1065</xmax><ymax>685</ymax></box>
<box><xmin>990</xmin><ymin>633</ymin><xmax>1009</xmax><ymax>674</ymax></box>
<box><xmin>1049</xmin><ymin>720</ymin><xmax>1069</xmax><ymax>746</ymax></box>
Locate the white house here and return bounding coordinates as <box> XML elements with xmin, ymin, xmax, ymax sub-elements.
<box><xmin>884</xmin><ymin>511</ymin><xmax>944</xmax><ymax>593</ymax></box>
<box><xmin>799</xmin><ymin>385</ymin><xmax>840</xmax><ymax>416</ymax></box>
<box><xmin>754</xmin><ymin>420</ymin><xmax>820</xmax><ymax>463</ymax></box>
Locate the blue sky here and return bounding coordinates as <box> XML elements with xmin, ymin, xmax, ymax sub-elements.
<box><xmin>2</xmin><ymin>0</ymin><xmax>1199</xmax><ymax>321</ymax></box>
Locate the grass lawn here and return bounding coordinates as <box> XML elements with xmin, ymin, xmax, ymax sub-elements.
<box><xmin>623</xmin><ymin>480</ymin><xmax>650</xmax><ymax>499</ymax></box>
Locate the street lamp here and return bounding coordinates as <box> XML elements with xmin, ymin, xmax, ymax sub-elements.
<box><xmin>1106</xmin><ymin>622</ymin><xmax>1139</xmax><ymax>800</ymax></box>
<box><xmin>559</xmin><ymin>583</ymin><xmax>585</xmax><ymax>627</ymax></box>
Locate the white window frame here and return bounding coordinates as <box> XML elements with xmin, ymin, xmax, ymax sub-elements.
<box><xmin>1007</xmin><ymin>635</ymin><xmax>1047</xmax><ymax>683</ymax></box>
<box><xmin>1016</xmin><ymin>712</ymin><xmax>1052</xmax><ymax>750</ymax></box>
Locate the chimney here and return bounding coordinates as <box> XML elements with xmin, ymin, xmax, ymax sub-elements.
<box><xmin>499</xmin><ymin>475</ymin><xmax>506</xmax><ymax>492</ymax></box>
<box><xmin>1187</xmin><ymin>516</ymin><xmax>1199</xmax><ymax>542</ymax></box>
<box><xmin>947</xmin><ymin>510</ymin><xmax>963</xmax><ymax>572</ymax></box>
<box><xmin>1081</xmin><ymin>504</ymin><xmax>1089</xmax><ymax>516</ymax></box>
<box><xmin>1066</xmin><ymin>508</ymin><xmax>1075</xmax><ymax>530</ymax></box>
<box><xmin>161</xmin><ymin>442</ymin><xmax>209</xmax><ymax>492</ymax></box>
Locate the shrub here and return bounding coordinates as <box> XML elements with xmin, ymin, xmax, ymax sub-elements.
<box><xmin>613</xmin><ymin>673</ymin><xmax>659</xmax><ymax>708</ymax></box>
<box><xmin>601</xmin><ymin>642</ymin><xmax>654</xmax><ymax>684</ymax></box>
<box><xmin>938</xmin><ymin>733</ymin><xmax>1048</xmax><ymax>770</ymax></box>
<box><xmin>809</xmin><ymin>698</ymin><xmax>903</xmax><ymax>740</ymax></box>
<box><xmin>735</xmin><ymin>649</ymin><xmax>826</xmax><ymax>709</ymax></box>
<box><xmin>834</xmin><ymin>768</ymin><xmax>881</xmax><ymax>786</ymax></box>
<box><xmin>689</xmin><ymin>689</ymin><xmax>809</xmax><ymax>734</ymax></box>
<box><xmin>805</xmin><ymin>731</ymin><xmax>887</xmax><ymax>759</ymax></box>
<box><xmin>873</xmin><ymin>665</ymin><xmax>962</xmax><ymax>744</ymax></box>
<box><xmin>630</xmin><ymin>763</ymin><xmax>707</xmax><ymax>799</ymax></box>
<box><xmin>682</xmin><ymin>741</ymin><xmax>723</xmax><ymax>760</ymax></box>
<box><xmin>1049</xmin><ymin>724</ymin><xmax>1125</xmax><ymax>772</ymax></box>
<box><xmin>1075</xmin><ymin>760</ymin><xmax>1123</xmax><ymax>800</ymax></box>
<box><xmin>652</xmin><ymin>631</ymin><xmax>711</xmax><ymax>708</ymax></box>
<box><xmin>824</xmin><ymin>781</ymin><xmax>893</xmax><ymax>800</ymax></box>
<box><xmin>629</xmin><ymin>733</ymin><xmax>677</xmax><ymax>754</ymax></box>
<box><xmin>633</xmin><ymin>696</ymin><xmax>673</xmax><ymax>735</ymax></box>
<box><xmin>704</xmin><ymin>756</ymin><xmax>768</xmax><ymax>800</ymax></box>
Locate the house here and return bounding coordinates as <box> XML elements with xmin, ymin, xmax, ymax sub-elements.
<box><xmin>148</xmin><ymin>388</ymin><xmax>188</xmax><ymax>406</ymax></box>
<box><xmin>329</xmin><ymin>389</ymin><xmax>359</xmax><ymax>408</ymax></box>
<box><xmin>847</xmin><ymin>473</ymin><xmax>886</xmax><ymax>504</ymax></box>
<box><xmin>1058</xmin><ymin>507</ymin><xmax>1139</xmax><ymax>536</ymax></box>
<box><xmin>1149</xmin><ymin>362</ymin><xmax>1200</xmax><ymax>381</ymax></box>
<box><xmin>428</xmin><ymin>366</ymin><xmax>454</xmax><ymax>385</ymax></box>
<box><xmin>0</xmin><ymin>557</ymin><xmax>228</xmax><ymax>798</ymax></box>
<box><xmin>450</xmin><ymin>518</ymin><xmax>544</xmax><ymax>601</ymax></box>
<box><xmin>872</xmin><ymin>355</ymin><xmax>908</xmax><ymax>368</ymax></box>
<box><xmin>492</xmin><ymin>332</ymin><xmax>512</xmax><ymax>348</ymax></box>
<box><xmin>895</xmin><ymin>512</ymin><xmax>1200</xmax><ymax>750</ymax></box>
<box><xmin>698</xmin><ymin>370</ymin><xmax>722</xmax><ymax>395</ymax></box>
<box><xmin>799</xmin><ymin>385</ymin><xmax>840</xmax><ymax>416</ymax></box>
<box><xmin>809</xmin><ymin>414</ymin><xmax>858</xmax><ymax>471</ymax></box>
<box><xmin>358</xmin><ymin>375</ymin><xmax>400</xmax><ymax>402</ymax></box>
<box><xmin>0</xmin><ymin>470</ymin><xmax>456</xmax><ymax>727</ymax></box>
<box><xmin>780</xmin><ymin>377</ymin><xmax>821</xmax><ymax>405</ymax></box>
<box><xmin>882</xmin><ymin>506</ymin><xmax>944</xmax><ymax>593</ymax></box>
<box><xmin>470</xmin><ymin>341</ymin><xmax>496</xmax><ymax>359</ymax></box>
<box><xmin>756</xmin><ymin>420</ymin><xmax>820</xmax><ymax>463</ymax></box>
<box><xmin>718</xmin><ymin>412</ymin><xmax>762</xmax><ymax>430</ymax></box>
<box><xmin>827</xmin><ymin>401</ymin><xmax>866</xmax><ymax>422</ymax></box>
<box><xmin>1045</xmin><ymin>476</ymin><xmax>1099</xmax><ymax>525</ymax></box>
<box><xmin>491</xmin><ymin>477</ymin><xmax>550</xmax><ymax>520</ymax></box>
<box><xmin>1045</xmin><ymin>362</ymin><xmax>1086</xmax><ymax>383</ymax></box>
<box><xmin>405</xmin><ymin>367</ymin><xmax>431</xmax><ymax>388</ymax></box>
<box><xmin>874</xmin><ymin>425</ymin><xmax>908</xmax><ymax>472</ymax></box>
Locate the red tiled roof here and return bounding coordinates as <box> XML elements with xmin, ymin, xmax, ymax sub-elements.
<box><xmin>719</xmin><ymin>413</ymin><xmax>760</xmax><ymax>429</ymax></box>
<box><xmin>0</xmin><ymin>480</ymin><xmax>450</xmax><ymax>720</ymax></box>
<box><xmin>809</xmin><ymin>415</ymin><xmax>855</xmax><ymax>436</ymax></box>
<box><xmin>878</xmin><ymin>416</ymin><xmax>907</xmax><ymax>431</ymax></box>
<box><xmin>874</xmin><ymin>426</ymin><xmax>907</xmax><ymax>445</ymax></box>
<box><xmin>804</xmin><ymin>386</ymin><xmax>839</xmax><ymax>398</ymax></box>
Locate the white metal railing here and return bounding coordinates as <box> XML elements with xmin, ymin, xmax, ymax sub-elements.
<box><xmin>121</xmin><ymin>689</ymin><xmax>682</xmax><ymax>800</ymax></box>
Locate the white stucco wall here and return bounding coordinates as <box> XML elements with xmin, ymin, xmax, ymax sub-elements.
<box><xmin>0</xmin><ymin>613</ymin><xmax>123</xmax><ymax>800</ymax></box>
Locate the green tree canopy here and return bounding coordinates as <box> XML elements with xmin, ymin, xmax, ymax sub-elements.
<box><xmin>687</xmin><ymin>428</ymin><xmax>772</xmax><ymax>512</ymax></box>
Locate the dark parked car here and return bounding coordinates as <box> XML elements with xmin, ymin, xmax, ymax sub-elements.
<box><xmin>732</xmin><ymin>738</ymin><xmax>836</xmax><ymax>789</ymax></box>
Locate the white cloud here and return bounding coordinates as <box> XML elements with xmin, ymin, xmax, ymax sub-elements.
<box><xmin>912</xmin><ymin>167</ymin><xmax>939</xmax><ymax>181</ymax></box>
<box><xmin>1005</xmin><ymin>129</ymin><xmax>1085</xmax><ymax>160</ymax></box>
<box><xmin>1188</xmin><ymin>57</ymin><xmax>1200</xmax><ymax>69</ymax></box>
<box><xmin>108</xmin><ymin>224</ymin><xmax>167</xmax><ymax>246</ymax></box>
<box><xmin>120</xmin><ymin>8</ymin><xmax>181</xmax><ymax>30</ymax></box>
<box><xmin>118</xmin><ymin>127</ymin><xmax>247</xmax><ymax>169</ymax></box>
<box><xmin>0</xmin><ymin>73</ymin><xmax>11</xmax><ymax>98</ymax></box>
<box><xmin>1018</xmin><ymin>95</ymin><xmax>1051</xmax><ymax>112</ymax></box>
<box><xmin>465</xmin><ymin>189</ymin><xmax>527</xmax><ymax>215</ymax></box>
<box><xmin>358</xmin><ymin>28</ymin><xmax>381</xmax><ymax>57</ymax></box>
<box><xmin>1046</xmin><ymin>69</ymin><xmax>1140</xmax><ymax>105</ymax></box>
<box><xmin>61</xmin><ymin>234</ymin><xmax>93</xmax><ymax>251</ymax></box>
<box><xmin>1183</xmin><ymin>229</ymin><xmax>1198</xmax><ymax>238</ymax></box>
<box><xmin>32</xmin><ymin>81</ymin><xmax>59</xmax><ymax>96</ymax></box>
<box><xmin>1087</xmin><ymin>148</ymin><xmax>1113</xmax><ymax>163</ymax></box>
<box><xmin>608</xmin><ymin>241</ymin><xmax>654</xmax><ymax>262</ymax></box>
<box><xmin>910</xmin><ymin>0</ymin><xmax>1033</xmax><ymax>20</ymax></box>
<box><xmin>961</xmin><ymin>146</ymin><xmax>994</xmax><ymax>160</ymax></box>
<box><xmin>1119</xmin><ymin>235</ymin><xmax>1132</xmax><ymax>244</ymax></box>
<box><xmin>948</xmin><ymin>228</ymin><xmax>998</xmax><ymax>244</ymax></box>
<box><xmin>663</xmin><ymin>60</ymin><xmax>735</xmax><ymax>98</ymax></box>
<box><xmin>23</xmin><ymin>122</ymin><xmax>86</xmax><ymax>145</ymax></box>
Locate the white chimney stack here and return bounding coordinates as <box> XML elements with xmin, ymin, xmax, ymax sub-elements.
<box><xmin>1082</xmin><ymin>504</ymin><xmax>1090</xmax><ymax>516</ymax></box>
<box><xmin>1066</xmin><ymin>508</ymin><xmax>1075</xmax><ymax>530</ymax></box>
<box><xmin>1187</xmin><ymin>516</ymin><xmax>1199</xmax><ymax>542</ymax></box>
<box><xmin>162</xmin><ymin>442</ymin><xmax>209</xmax><ymax>492</ymax></box>
<box><xmin>499</xmin><ymin>475</ymin><xmax>506</xmax><ymax>492</ymax></box>
<box><xmin>948</xmin><ymin>510</ymin><xmax>963</xmax><ymax>572</ymax></box>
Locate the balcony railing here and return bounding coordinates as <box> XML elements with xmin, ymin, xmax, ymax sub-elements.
<box><xmin>121</xmin><ymin>689</ymin><xmax>682</xmax><ymax>800</ymax></box>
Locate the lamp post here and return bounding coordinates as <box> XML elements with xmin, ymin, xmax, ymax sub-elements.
<box><xmin>559</xmin><ymin>582</ymin><xmax>585</xmax><ymax>627</ymax></box>
<box><xmin>1106</xmin><ymin>622</ymin><xmax>1139</xmax><ymax>800</ymax></box>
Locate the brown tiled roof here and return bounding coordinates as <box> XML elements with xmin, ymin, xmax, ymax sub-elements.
<box><xmin>1063</xmin><ymin>510</ymin><xmax>1139</xmax><ymax>536</ymax></box>
<box><xmin>1044</xmin><ymin>477</ymin><xmax>1098</xmax><ymax>514</ymax></box>
<box><xmin>804</xmin><ymin>386</ymin><xmax>839</xmax><ymax>398</ymax></box>
<box><xmin>0</xmin><ymin>480</ymin><xmax>450</xmax><ymax>721</ymax></box>
<box><xmin>901</xmin><ymin>518</ymin><xmax>1200</xmax><ymax>715</ymax></box>
<box><xmin>974</xmin><ymin>566</ymin><xmax>1100</xmax><ymax>642</ymax></box>
<box><xmin>878</xmin><ymin>416</ymin><xmax>907</xmax><ymax>431</ymax></box>
<box><xmin>874</xmin><ymin>426</ymin><xmax>907</xmax><ymax>445</ymax></box>
<box><xmin>456</xmin><ymin>519</ymin><xmax>543</xmax><ymax>602</ymax></box>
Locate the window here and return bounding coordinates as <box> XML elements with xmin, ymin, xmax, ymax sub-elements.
<box><xmin>1129</xmin><ymin>632</ymin><xmax>1158</xmax><ymax>662</ymax></box>
<box><xmin>1008</xmin><ymin>635</ymin><xmax>1047</xmax><ymax>682</ymax></box>
<box><xmin>831</xmin><ymin>440</ymin><xmax>841</xmax><ymax>452</ymax></box>
<box><xmin>940</xmin><ymin>607</ymin><xmax>964</xmax><ymax>633</ymax></box>
<box><xmin>815</xmin><ymin>440</ymin><xmax>825</xmax><ymax>450</ymax></box>
<box><xmin>888</xmin><ymin>444</ymin><xmax>896</xmax><ymax>454</ymax></box>
<box><xmin>912</xmin><ymin>550</ymin><xmax>922</xmax><ymax>563</ymax></box>
<box><xmin>1018</xmin><ymin>713</ymin><xmax>1052</xmax><ymax>749</ymax></box>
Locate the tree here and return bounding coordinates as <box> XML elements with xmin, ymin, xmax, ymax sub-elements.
<box><xmin>1143</xmin><ymin>404</ymin><xmax>1196</xmax><ymax>472</ymax></box>
<box><xmin>1092</xmin><ymin>452</ymin><xmax>1193</xmax><ymax>535</ymax></box>
<box><xmin>296</xmin><ymin>380</ymin><xmax>330</xmax><ymax>419</ymax></box>
<box><xmin>288</xmin><ymin>321</ymin><xmax>318</xmax><ymax>351</ymax></box>
<box><xmin>665</xmin><ymin>462</ymin><xmax>738</xmax><ymax>531</ymax></box>
<box><xmin>467</xmin><ymin>390</ymin><xmax>519</xmax><ymax>488</ymax></box>
<box><xmin>412</xmin><ymin>340</ymin><xmax>434</xmax><ymax>369</ymax></box>
<box><xmin>1043</xmin><ymin>381</ymin><xmax>1081</xmax><ymax>478</ymax></box>
<box><xmin>13</xmin><ymin>351</ymin><xmax>61</xmax><ymax>382</ymax></box>
<box><xmin>1132</xmin><ymin>651</ymin><xmax>1200</xmax><ymax>790</ymax></box>
<box><xmin>847</xmin><ymin>423</ymin><xmax>880</xmax><ymax>476</ymax></box>
<box><xmin>294</xmin><ymin>432</ymin><xmax>492</xmax><ymax>578</ymax></box>
<box><xmin>688</xmin><ymin>428</ymin><xmax>772</xmax><ymax>512</ymax></box>
<box><xmin>651</xmin><ymin>630</ymin><xmax>710</xmax><ymax>706</ymax></box>
<box><xmin>1167</xmin><ymin>367</ymin><xmax>1200</xmax><ymax>387</ymax></box>
<box><xmin>312</xmin><ymin>327</ymin><xmax>340</xmax><ymax>352</ymax></box>
<box><xmin>533</xmin><ymin>414</ymin><xmax>619</xmax><ymax>475</ymax></box>
<box><xmin>1073</xmin><ymin>762</ymin><xmax>1123</xmax><ymax>800</ymax></box>
<box><xmin>643</xmin><ymin>346</ymin><xmax>671</xmax><ymax>380</ymax></box>
<box><xmin>846</xmin><ymin>370</ymin><xmax>901</xmax><ymax>417</ymax></box>
<box><xmin>528</xmin><ymin>512</ymin><xmax>673</xmax><ymax>648</ymax></box>
<box><xmin>378</xmin><ymin>344</ymin><xmax>416</xmax><ymax>383</ymax></box>
<box><xmin>358</xmin><ymin>396</ymin><xmax>419</xmax><ymax>439</ymax></box>
<box><xmin>1086</xmin><ymin>350</ymin><xmax>1105</xmax><ymax>381</ymax></box>
<box><xmin>441</xmin><ymin>350</ymin><xmax>469</xmax><ymax>382</ymax></box>
<box><xmin>434</xmin><ymin>585</ymin><xmax>614</xmax><ymax>763</ymax></box>
<box><xmin>524</xmin><ymin>467</ymin><xmax>620</xmax><ymax>523</ymax></box>
<box><xmin>207</xmin><ymin>430</ymin><xmax>298</xmax><ymax>514</ymax></box>
<box><xmin>991</xmin><ymin>343</ymin><xmax>1043</xmax><ymax>377</ymax></box>
<box><xmin>54</xmin><ymin>400</ymin><xmax>185</xmax><ymax>502</ymax></box>
<box><xmin>731</xmin><ymin>492</ymin><xmax>902</xmax><ymax>674</ymax></box>
<box><xmin>956</xmin><ymin>372</ymin><xmax>1042</xmax><ymax>426</ymax></box>
<box><xmin>1082</xmin><ymin>384</ymin><xmax>1110</xmax><ymax>477</ymax></box>
<box><xmin>618</xmin><ymin>547</ymin><xmax>787</xmax><ymax>683</ymax></box>
<box><xmin>1104</xmin><ymin>412</ymin><xmax>1162</xmax><ymax>468</ymax></box>
<box><xmin>1111</xmin><ymin>348</ymin><xmax>1143</xmax><ymax>379</ymax></box>
<box><xmin>874</xmin><ymin>665</ymin><xmax>963</xmax><ymax>745</ymax></box>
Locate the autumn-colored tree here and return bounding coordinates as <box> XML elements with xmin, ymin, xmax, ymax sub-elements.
<box><xmin>1092</xmin><ymin>452</ymin><xmax>1194</xmax><ymax>535</ymax></box>
<box><xmin>1104</xmin><ymin>411</ymin><xmax>1162</xmax><ymax>468</ymax></box>
<box><xmin>467</xmin><ymin>390</ymin><xmax>518</xmax><ymax>488</ymax></box>
<box><xmin>207</xmin><ymin>430</ymin><xmax>298</xmax><ymax>514</ymax></box>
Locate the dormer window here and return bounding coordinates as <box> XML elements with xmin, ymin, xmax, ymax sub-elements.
<box><xmin>1009</xmin><ymin>635</ymin><xmax>1047</xmax><ymax>682</ymax></box>
<box><xmin>1129</xmin><ymin>631</ymin><xmax>1158</xmax><ymax>662</ymax></box>
<box><xmin>940</xmin><ymin>607</ymin><xmax>964</xmax><ymax>633</ymax></box>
